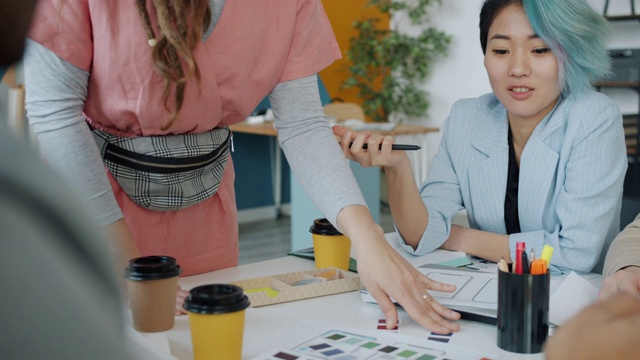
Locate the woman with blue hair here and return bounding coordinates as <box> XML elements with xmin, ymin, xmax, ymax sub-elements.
<box><xmin>335</xmin><ymin>0</ymin><xmax>626</xmax><ymax>275</ymax></box>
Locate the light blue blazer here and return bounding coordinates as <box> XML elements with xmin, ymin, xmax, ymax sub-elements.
<box><xmin>399</xmin><ymin>91</ymin><xmax>627</xmax><ymax>274</ymax></box>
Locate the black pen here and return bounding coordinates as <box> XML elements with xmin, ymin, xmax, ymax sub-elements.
<box><xmin>521</xmin><ymin>251</ymin><xmax>530</xmax><ymax>274</ymax></box>
<box><xmin>348</xmin><ymin>142</ymin><xmax>421</xmax><ymax>151</ymax></box>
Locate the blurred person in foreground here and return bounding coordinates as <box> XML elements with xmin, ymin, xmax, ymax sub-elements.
<box><xmin>600</xmin><ymin>214</ymin><xmax>640</xmax><ymax>300</ymax></box>
<box><xmin>0</xmin><ymin>0</ymin><xmax>134</xmax><ymax>358</ymax></box>
<box><xmin>545</xmin><ymin>215</ymin><xmax>640</xmax><ymax>359</ymax></box>
<box><xmin>544</xmin><ymin>293</ymin><xmax>640</xmax><ymax>359</ymax></box>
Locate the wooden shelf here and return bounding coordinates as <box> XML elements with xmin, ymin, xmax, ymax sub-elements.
<box><xmin>605</xmin><ymin>14</ymin><xmax>640</xmax><ymax>22</ymax></box>
<box><xmin>603</xmin><ymin>0</ymin><xmax>640</xmax><ymax>22</ymax></box>
<box><xmin>595</xmin><ymin>81</ymin><xmax>640</xmax><ymax>88</ymax></box>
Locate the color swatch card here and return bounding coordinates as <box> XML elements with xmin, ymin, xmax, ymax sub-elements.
<box><xmin>249</xmin><ymin>320</ymin><xmax>495</xmax><ymax>360</ymax></box>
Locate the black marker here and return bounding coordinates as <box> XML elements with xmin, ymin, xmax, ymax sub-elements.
<box><xmin>348</xmin><ymin>142</ymin><xmax>421</xmax><ymax>151</ymax></box>
<box><xmin>521</xmin><ymin>251</ymin><xmax>530</xmax><ymax>274</ymax></box>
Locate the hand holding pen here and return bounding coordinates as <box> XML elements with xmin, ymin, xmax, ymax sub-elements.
<box><xmin>333</xmin><ymin>125</ymin><xmax>411</xmax><ymax>169</ymax></box>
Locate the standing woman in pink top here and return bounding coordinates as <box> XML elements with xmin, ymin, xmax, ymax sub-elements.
<box><xmin>23</xmin><ymin>0</ymin><xmax>460</xmax><ymax>333</ymax></box>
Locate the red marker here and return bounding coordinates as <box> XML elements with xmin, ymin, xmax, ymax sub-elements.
<box><xmin>515</xmin><ymin>242</ymin><xmax>526</xmax><ymax>274</ymax></box>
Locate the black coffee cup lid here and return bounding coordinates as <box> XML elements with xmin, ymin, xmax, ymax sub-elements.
<box><xmin>183</xmin><ymin>284</ymin><xmax>250</xmax><ymax>314</ymax></box>
<box><xmin>124</xmin><ymin>256</ymin><xmax>182</xmax><ymax>281</ymax></box>
<box><xmin>309</xmin><ymin>218</ymin><xmax>343</xmax><ymax>236</ymax></box>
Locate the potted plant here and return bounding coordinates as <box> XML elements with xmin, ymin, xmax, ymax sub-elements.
<box><xmin>342</xmin><ymin>0</ymin><xmax>451</xmax><ymax>123</ymax></box>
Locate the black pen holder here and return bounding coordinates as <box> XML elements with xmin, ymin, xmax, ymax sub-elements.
<box><xmin>496</xmin><ymin>270</ymin><xmax>550</xmax><ymax>354</ymax></box>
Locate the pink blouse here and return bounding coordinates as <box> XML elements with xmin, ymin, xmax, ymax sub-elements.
<box><xmin>29</xmin><ymin>0</ymin><xmax>341</xmax><ymax>275</ymax></box>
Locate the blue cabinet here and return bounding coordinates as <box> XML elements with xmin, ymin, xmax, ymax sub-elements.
<box><xmin>290</xmin><ymin>162</ymin><xmax>380</xmax><ymax>250</ymax></box>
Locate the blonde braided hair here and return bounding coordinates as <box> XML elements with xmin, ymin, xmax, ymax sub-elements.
<box><xmin>134</xmin><ymin>0</ymin><xmax>211</xmax><ymax>130</ymax></box>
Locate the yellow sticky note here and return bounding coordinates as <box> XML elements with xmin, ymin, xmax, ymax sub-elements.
<box><xmin>244</xmin><ymin>287</ymin><xmax>280</xmax><ymax>299</ymax></box>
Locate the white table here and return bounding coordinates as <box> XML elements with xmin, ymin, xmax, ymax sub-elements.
<box><xmin>128</xmin><ymin>254</ymin><xmax>567</xmax><ymax>359</ymax></box>
<box><xmin>128</xmin><ymin>232</ymin><xmax>604</xmax><ymax>359</ymax></box>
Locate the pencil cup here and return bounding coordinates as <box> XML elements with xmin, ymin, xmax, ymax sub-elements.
<box><xmin>124</xmin><ymin>256</ymin><xmax>182</xmax><ymax>332</ymax></box>
<box><xmin>497</xmin><ymin>269</ymin><xmax>550</xmax><ymax>354</ymax></box>
<box><xmin>183</xmin><ymin>284</ymin><xmax>250</xmax><ymax>360</ymax></box>
<box><xmin>309</xmin><ymin>218</ymin><xmax>351</xmax><ymax>271</ymax></box>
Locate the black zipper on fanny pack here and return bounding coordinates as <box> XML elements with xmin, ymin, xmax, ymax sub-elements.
<box><xmin>103</xmin><ymin>131</ymin><xmax>231</xmax><ymax>174</ymax></box>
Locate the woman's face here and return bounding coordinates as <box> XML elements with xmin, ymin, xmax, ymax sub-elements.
<box><xmin>484</xmin><ymin>4</ymin><xmax>560</xmax><ymax>126</ymax></box>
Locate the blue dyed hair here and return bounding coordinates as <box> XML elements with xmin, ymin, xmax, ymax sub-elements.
<box><xmin>480</xmin><ymin>0</ymin><xmax>610</xmax><ymax>95</ymax></box>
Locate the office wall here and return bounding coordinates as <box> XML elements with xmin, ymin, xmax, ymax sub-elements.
<box><xmin>389</xmin><ymin>1</ymin><xmax>491</xmax><ymax>160</ymax></box>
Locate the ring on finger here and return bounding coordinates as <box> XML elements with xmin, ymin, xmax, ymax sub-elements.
<box><xmin>422</xmin><ymin>292</ymin><xmax>433</xmax><ymax>302</ymax></box>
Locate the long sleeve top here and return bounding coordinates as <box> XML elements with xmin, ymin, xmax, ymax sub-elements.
<box><xmin>397</xmin><ymin>92</ymin><xmax>627</xmax><ymax>274</ymax></box>
<box><xmin>25</xmin><ymin>0</ymin><xmax>366</xmax><ymax>275</ymax></box>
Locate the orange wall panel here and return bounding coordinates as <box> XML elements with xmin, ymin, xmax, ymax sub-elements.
<box><xmin>320</xmin><ymin>0</ymin><xmax>389</xmax><ymax>105</ymax></box>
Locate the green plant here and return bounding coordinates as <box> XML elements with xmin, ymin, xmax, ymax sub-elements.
<box><xmin>342</xmin><ymin>0</ymin><xmax>451</xmax><ymax>122</ymax></box>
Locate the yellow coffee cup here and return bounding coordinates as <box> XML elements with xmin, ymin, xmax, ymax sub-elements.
<box><xmin>183</xmin><ymin>284</ymin><xmax>250</xmax><ymax>360</ymax></box>
<box><xmin>310</xmin><ymin>218</ymin><xmax>351</xmax><ymax>271</ymax></box>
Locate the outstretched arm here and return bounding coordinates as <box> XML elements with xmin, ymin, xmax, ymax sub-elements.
<box><xmin>271</xmin><ymin>76</ymin><xmax>459</xmax><ymax>333</ymax></box>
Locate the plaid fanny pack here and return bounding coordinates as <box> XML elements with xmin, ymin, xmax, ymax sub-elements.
<box><xmin>92</xmin><ymin>127</ymin><xmax>232</xmax><ymax>212</ymax></box>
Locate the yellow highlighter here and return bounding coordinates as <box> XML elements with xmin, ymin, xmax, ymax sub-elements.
<box><xmin>540</xmin><ymin>245</ymin><xmax>554</xmax><ymax>266</ymax></box>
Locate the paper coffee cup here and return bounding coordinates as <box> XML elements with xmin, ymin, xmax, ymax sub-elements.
<box><xmin>309</xmin><ymin>218</ymin><xmax>351</xmax><ymax>271</ymax></box>
<box><xmin>183</xmin><ymin>284</ymin><xmax>250</xmax><ymax>360</ymax></box>
<box><xmin>124</xmin><ymin>256</ymin><xmax>182</xmax><ymax>332</ymax></box>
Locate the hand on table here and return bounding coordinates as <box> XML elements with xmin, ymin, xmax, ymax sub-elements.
<box><xmin>337</xmin><ymin>205</ymin><xmax>460</xmax><ymax>334</ymax></box>
<box><xmin>600</xmin><ymin>266</ymin><xmax>640</xmax><ymax>300</ymax></box>
<box><xmin>175</xmin><ymin>285</ymin><xmax>189</xmax><ymax>316</ymax></box>
<box><xmin>355</xmin><ymin>233</ymin><xmax>461</xmax><ymax>334</ymax></box>
<box><xmin>545</xmin><ymin>294</ymin><xmax>640</xmax><ymax>360</ymax></box>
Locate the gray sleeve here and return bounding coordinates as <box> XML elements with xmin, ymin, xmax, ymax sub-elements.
<box><xmin>270</xmin><ymin>74</ymin><xmax>367</xmax><ymax>227</ymax></box>
<box><xmin>23</xmin><ymin>40</ymin><xmax>123</xmax><ymax>227</ymax></box>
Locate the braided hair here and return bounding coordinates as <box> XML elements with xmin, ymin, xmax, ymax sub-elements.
<box><xmin>134</xmin><ymin>0</ymin><xmax>211</xmax><ymax>130</ymax></box>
